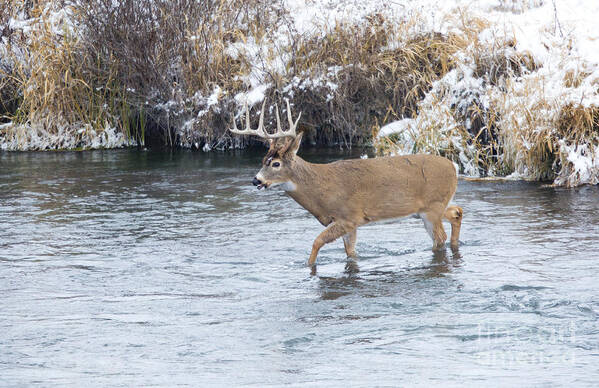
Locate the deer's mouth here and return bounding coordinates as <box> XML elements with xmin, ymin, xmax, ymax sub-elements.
<box><xmin>257</xmin><ymin>182</ymin><xmax>270</xmax><ymax>190</ymax></box>
<box><xmin>253</xmin><ymin>175</ymin><xmax>269</xmax><ymax>189</ymax></box>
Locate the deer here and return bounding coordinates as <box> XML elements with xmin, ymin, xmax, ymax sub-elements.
<box><xmin>230</xmin><ymin>99</ymin><xmax>463</xmax><ymax>268</ymax></box>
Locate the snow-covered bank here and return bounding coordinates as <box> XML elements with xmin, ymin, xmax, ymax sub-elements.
<box><xmin>0</xmin><ymin>122</ymin><xmax>132</xmax><ymax>151</ymax></box>
<box><xmin>1</xmin><ymin>0</ymin><xmax>598</xmax><ymax>186</ymax></box>
<box><xmin>371</xmin><ymin>0</ymin><xmax>599</xmax><ymax>187</ymax></box>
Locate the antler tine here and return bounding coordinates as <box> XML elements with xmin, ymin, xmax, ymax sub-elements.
<box><xmin>230</xmin><ymin>99</ymin><xmax>269</xmax><ymax>138</ymax></box>
<box><xmin>256</xmin><ymin>99</ymin><xmax>267</xmax><ymax>137</ymax></box>
<box><xmin>286</xmin><ymin>98</ymin><xmax>301</xmax><ymax>133</ymax></box>
<box><xmin>229</xmin><ymin>100</ymin><xmax>250</xmax><ymax>135</ymax></box>
<box><xmin>274</xmin><ymin>102</ymin><xmax>282</xmax><ymax>134</ymax></box>
<box><xmin>260</xmin><ymin>98</ymin><xmax>300</xmax><ymax>139</ymax></box>
<box><xmin>229</xmin><ymin>98</ymin><xmax>300</xmax><ymax>139</ymax></box>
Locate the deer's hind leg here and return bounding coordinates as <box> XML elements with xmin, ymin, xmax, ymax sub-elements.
<box><xmin>444</xmin><ymin>205</ymin><xmax>463</xmax><ymax>248</ymax></box>
<box><xmin>308</xmin><ymin>221</ymin><xmax>355</xmax><ymax>266</ymax></box>
<box><xmin>420</xmin><ymin>206</ymin><xmax>447</xmax><ymax>251</ymax></box>
<box><xmin>342</xmin><ymin>229</ymin><xmax>357</xmax><ymax>258</ymax></box>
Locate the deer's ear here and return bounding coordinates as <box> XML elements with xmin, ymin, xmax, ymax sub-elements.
<box><xmin>286</xmin><ymin>132</ymin><xmax>303</xmax><ymax>157</ymax></box>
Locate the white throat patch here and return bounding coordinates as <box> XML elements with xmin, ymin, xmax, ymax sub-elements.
<box><xmin>272</xmin><ymin>181</ymin><xmax>297</xmax><ymax>192</ymax></box>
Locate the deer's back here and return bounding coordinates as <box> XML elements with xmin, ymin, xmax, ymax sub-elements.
<box><xmin>312</xmin><ymin>154</ymin><xmax>457</xmax><ymax>222</ymax></box>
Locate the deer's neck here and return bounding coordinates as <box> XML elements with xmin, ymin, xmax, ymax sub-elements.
<box><xmin>285</xmin><ymin>157</ymin><xmax>331</xmax><ymax>224</ymax></box>
<box><xmin>286</xmin><ymin>156</ymin><xmax>319</xmax><ymax>189</ymax></box>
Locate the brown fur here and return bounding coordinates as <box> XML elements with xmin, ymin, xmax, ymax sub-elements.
<box><xmin>254</xmin><ymin>133</ymin><xmax>463</xmax><ymax>266</ymax></box>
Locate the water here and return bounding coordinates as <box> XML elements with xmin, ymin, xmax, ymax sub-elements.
<box><xmin>1</xmin><ymin>149</ymin><xmax>598</xmax><ymax>387</ymax></box>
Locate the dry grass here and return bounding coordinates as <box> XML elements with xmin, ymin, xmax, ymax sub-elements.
<box><xmin>1</xmin><ymin>0</ymin><xmax>597</xmax><ymax>186</ymax></box>
<box><xmin>16</xmin><ymin>9</ymin><xmax>110</xmax><ymax>128</ymax></box>
<box><xmin>372</xmin><ymin>9</ymin><xmax>597</xmax><ymax>182</ymax></box>
<box><xmin>557</xmin><ymin>104</ymin><xmax>599</xmax><ymax>143</ymax></box>
<box><xmin>489</xmin><ymin>72</ymin><xmax>599</xmax><ymax>184</ymax></box>
<box><xmin>0</xmin><ymin>0</ymin><xmax>21</xmax><ymax>122</ymax></box>
<box><xmin>0</xmin><ymin>0</ymin><xmax>137</xmax><ymax>147</ymax></box>
<box><xmin>285</xmin><ymin>13</ymin><xmax>464</xmax><ymax>147</ymax></box>
<box><xmin>1</xmin><ymin>0</ymin><xmax>283</xmax><ymax>148</ymax></box>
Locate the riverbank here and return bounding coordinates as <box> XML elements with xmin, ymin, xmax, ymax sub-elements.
<box><xmin>1</xmin><ymin>0</ymin><xmax>598</xmax><ymax>186</ymax></box>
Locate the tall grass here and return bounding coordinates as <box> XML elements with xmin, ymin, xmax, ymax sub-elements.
<box><xmin>285</xmin><ymin>13</ymin><xmax>463</xmax><ymax>147</ymax></box>
<box><xmin>1</xmin><ymin>0</ymin><xmax>597</xmax><ymax>186</ymax></box>
<box><xmin>373</xmin><ymin>9</ymin><xmax>598</xmax><ymax>186</ymax></box>
<box><xmin>0</xmin><ymin>0</ymin><xmax>277</xmax><ymax>149</ymax></box>
<box><xmin>0</xmin><ymin>0</ymin><xmax>20</xmax><ymax>123</ymax></box>
<box><xmin>0</xmin><ymin>1</ymin><xmax>137</xmax><ymax>148</ymax></box>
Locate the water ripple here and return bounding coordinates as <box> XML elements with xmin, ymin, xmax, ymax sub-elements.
<box><xmin>1</xmin><ymin>150</ymin><xmax>598</xmax><ymax>386</ymax></box>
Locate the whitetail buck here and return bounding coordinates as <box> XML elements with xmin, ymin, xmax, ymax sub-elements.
<box><xmin>231</xmin><ymin>99</ymin><xmax>463</xmax><ymax>267</ymax></box>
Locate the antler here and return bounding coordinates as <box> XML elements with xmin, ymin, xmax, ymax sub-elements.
<box><xmin>230</xmin><ymin>98</ymin><xmax>301</xmax><ymax>140</ymax></box>
<box><xmin>271</xmin><ymin>99</ymin><xmax>301</xmax><ymax>139</ymax></box>
<box><xmin>230</xmin><ymin>99</ymin><xmax>268</xmax><ymax>137</ymax></box>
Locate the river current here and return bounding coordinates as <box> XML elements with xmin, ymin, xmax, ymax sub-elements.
<box><xmin>1</xmin><ymin>149</ymin><xmax>598</xmax><ymax>386</ymax></box>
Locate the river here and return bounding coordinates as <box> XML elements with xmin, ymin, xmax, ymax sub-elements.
<box><xmin>1</xmin><ymin>149</ymin><xmax>598</xmax><ymax>386</ymax></box>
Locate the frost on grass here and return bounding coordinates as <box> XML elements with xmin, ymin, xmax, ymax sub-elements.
<box><xmin>0</xmin><ymin>122</ymin><xmax>132</xmax><ymax>151</ymax></box>
<box><xmin>374</xmin><ymin>0</ymin><xmax>599</xmax><ymax>186</ymax></box>
<box><xmin>1</xmin><ymin>0</ymin><xmax>599</xmax><ymax>186</ymax></box>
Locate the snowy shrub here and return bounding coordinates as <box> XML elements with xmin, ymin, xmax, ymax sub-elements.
<box><xmin>1</xmin><ymin>0</ymin><xmax>598</xmax><ymax>186</ymax></box>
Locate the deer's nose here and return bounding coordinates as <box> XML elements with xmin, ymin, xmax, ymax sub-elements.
<box><xmin>252</xmin><ymin>177</ymin><xmax>262</xmax><ymax>186</ymax></box>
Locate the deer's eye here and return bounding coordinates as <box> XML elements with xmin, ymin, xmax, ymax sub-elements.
<box><xmin>272</xmin><ymin>162</ymin><xmax>281</xmax><ymax>167</ymax></box>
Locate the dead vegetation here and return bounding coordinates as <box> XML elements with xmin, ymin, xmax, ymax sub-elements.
<box><xmin>0</xmin><ymin>0</ymin><xmax>283</xmax><ymax>148</ymax></box>
<box><xmin>0</xmin><ymin>0</ymin><xmax>597</xmax><ymax>186</ymax></box>
<box><xmin>0</xmin><ymin>1</ymin><xmax>465</xmax><ymax>150</ymax></box>
<box><xmin>370</xmin><ymin>9</ymin><xmax>598</xmax><ymax>186</ymax></box>
<box><xmin>283</xmin><ymin>15</ymin><xmax>463</xmax><ymax>147</ymax></box>
<box><xmin>0</xmin><ymin>0</ymin><xmax>19</xmax><ymax>123</ymax></box>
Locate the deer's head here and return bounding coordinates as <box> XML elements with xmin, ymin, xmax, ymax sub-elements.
<box><xmin>230</xmin><ymin>99</ymin><xmax>303</xmax><ymax>190</ymax></box>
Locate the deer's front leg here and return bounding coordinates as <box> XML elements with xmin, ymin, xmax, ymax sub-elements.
<box><xmin>308</xmin><ymin>221</ymin><xmax>354</xmax><ymax>267</ymax></box>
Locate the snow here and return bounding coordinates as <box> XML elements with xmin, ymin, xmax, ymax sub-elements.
<box><xmin>285</xmin><ymin>0</ymin><xmax>389</xmax><ymax>34</ymax></box>
<box><xmin>378</xmin><ymin>119</ymin><xmax>415</xmax><ymax>139</ymax></box>
<box><xmin>0</xmin><ymin>122</ymin><xmax>132</xmax><ymax>151</ymax></box>
<box><xmin>235</xmin><ymin>84</ymin><xmax>270</xmax><ymax>108</ymax></box>
<box><xmin>196</xmin><ymin>86</ymin><xmax>223</xmax><ymax>118</ymax></box>
<box><xmin>2</xmin><ymin>0</ymin><xmax>599</xmax><ymax>185</ymax></box>
<box><xmin>555</xmin><ymin>141</ymin><xmax>599</xmax><ymax>186</ymax></box>
<box><xmin>378</xmin><ymin>119</ymin><xmax>417</xmax><ymax>156</ymax></box>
